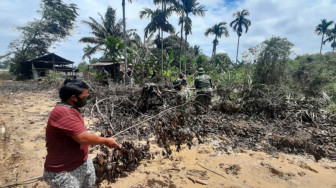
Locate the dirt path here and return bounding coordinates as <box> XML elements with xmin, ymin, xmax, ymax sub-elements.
<box><xmin>0</xmin><ymin>91</ymin><xmax>54</xmax><ymax>187</ymax></box>
<box><xmin>1</xmin><ymin>81</ymin><xmax>336</xmax><ymax>187</ymax></box>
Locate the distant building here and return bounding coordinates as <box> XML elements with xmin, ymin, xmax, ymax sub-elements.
<box><xmin>20</xmin><ymin>53</ymin><xmax>76</xmax><ymax>79</ymax></box>
<box><xmin>87</xmin><ymin>60</ymin><xmax>123</xmax><ymax>83</ymax></box>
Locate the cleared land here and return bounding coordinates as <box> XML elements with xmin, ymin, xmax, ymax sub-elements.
<box><xmin>0</xmin><ymin>80</ymin><xmax>336</xmax><ymax>188</ymax></box>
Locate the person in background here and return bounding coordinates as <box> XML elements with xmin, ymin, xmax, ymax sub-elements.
<box><xmin>101</xmin><ymin>68</ymin><xmax>109</xmax><ymax>86</ymax></box>
<box><xmin>125</xmin><ymin>64</ymin><xmax>134</xmax><ymax>85</ymax></box>
<box><xmin>173</xmin><ymin>79</ymin><xmax>192</xmax><ymax>126</ymax></box>
<box><xmin>43</xmin><ymin>80</ymin><xmax>120</xmax><ymax>187</ymax></box>
<box><xmin>194</xmin><ymin>68</ymin><xmax>213</xmax><ymax>114</ymax></box>
<box><xmin>177</xmin><ymin>73</ymin><xmax>188</xmax><ymax>86</ymax></box>
<box><xmin>138</xmin><ymin>83</ymin><xmax>164</xmax><ymax>111</ymax></box>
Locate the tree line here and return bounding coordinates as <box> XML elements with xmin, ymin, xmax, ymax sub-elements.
<box><xmin>0</xmin><ymin>0</ymin><xmax>335</xmax><ymax>106</ymax></box>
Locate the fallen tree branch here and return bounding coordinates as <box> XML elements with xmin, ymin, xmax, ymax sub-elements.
<box><xmin>196</xmin><ymin>162</ymin><xmax>227</xmax><ymax>179</ymax></box>
<box><xmin>187</xmin><ymin>176</ymin><xmax>208</xmax><ymax>185</ymax></box>
<box><xmin>196</xmin><ymin>162</ymin><xmax>253</xmax><ymax>188</ymax></box>
<box><xmin>113</xmin><ymin>104</ymin><xmax>183</xmax><ymax>137</ymax></box>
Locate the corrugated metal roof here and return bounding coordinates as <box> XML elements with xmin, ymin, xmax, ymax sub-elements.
<box><xmin>24</xmin><ymin>53</ymin><xmax>74</xmax><ymax>64</ymax></box>
<box><xmin>88</xmin><ymin>62</ymin><xmax>119</xmax><ymax>66</ymax></box>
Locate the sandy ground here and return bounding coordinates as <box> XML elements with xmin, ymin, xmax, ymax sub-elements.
<box><xmin>1</xmin><ymin>81</ymin><xmax>336</xmax><ymax>188</ymax></box>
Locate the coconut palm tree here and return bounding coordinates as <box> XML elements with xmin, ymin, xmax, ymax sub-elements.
<box><xmin>153</xmin><ymin>0</ymin><xmax>176</xmax><ymax>81</ymax></box>
<box><xmin>230</xmin><ymin>9</ymin><xmax>251</xmax><ymax>63</ymax></box>
<box><xmin>323</xmin><ymin>23</ymin><xmax>336</xmax><ymax>53</ymax></box>
<box><xmin>171</xmin><ymin>0</ymin><xmax>185</xmax><ymax>72</ymax></box>
<box><xmin>204</xmin><ymin>22</ymin><xmax>229</xmax><ymax>57</ymax></box>
<box><xmin>82</xmin><ymin>45</ymin><xmax>94</xmax><ymax>60</ymax></box>
<box><xmin>193</xmin><ymin>45</ymin><xmax>201</xmax><ymax>56</ymax></box>
<box><xmin>140</xmin><ymin>7</ymin><xmax>175</xmax><ymax>80</ymax></box>
<box><xmin>315</xmin><ymin>19</ymin><xmax>333</xmax><ymax>54</ymax></box>
<box><xmin>79</xmin><ymin>7</ymin><xmax>123</xmax><ymax>59</ymax></box>
<box><xmin>181</xmin><ymin>0</ymin><xmax>206</xmax><ymax>73</ymax></box>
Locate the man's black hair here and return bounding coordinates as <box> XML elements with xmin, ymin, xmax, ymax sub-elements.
<box><xmin>59</xmin><ymin>80</ymin><xmax>89</xmax><ymax>101</ymax></box>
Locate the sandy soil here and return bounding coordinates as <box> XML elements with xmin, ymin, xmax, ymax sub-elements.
<box><xmin>1</xmin><ymin>81</ymin><xmax>336</xmax><ymax>188</ymax></box>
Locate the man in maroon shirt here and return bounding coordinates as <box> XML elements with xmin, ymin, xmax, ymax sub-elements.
<box><xmin>43</xmin><ymin>80</ymin><xmax>120</xmax><ymax>187</ymax></box>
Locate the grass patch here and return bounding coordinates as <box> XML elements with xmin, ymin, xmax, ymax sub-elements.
<box><xmin>0</xmin><ymin>72</ymin><xmax>16</xmax><ymax>80</ymax></box>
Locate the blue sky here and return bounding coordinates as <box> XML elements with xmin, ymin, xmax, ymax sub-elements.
<box><xmin>0</xmin><ymin>0</ymin><xmax>335</xmax><ymax>65</ymax></box>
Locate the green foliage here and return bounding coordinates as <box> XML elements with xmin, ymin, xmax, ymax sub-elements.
<box><xmin>324</xmin><ymin>24</ymin><xmax>336</xmax><ymax>52</ymax></box>
<box><xmin>89</xmin><ymin>58</ymin><xmax>100</xmax><ymax>64</ymax></box>
<box><xmin>43</xmin><ymin>72</ymin><xmax>63</xmax><ymax>84</ymax></box>
<box><xmin>162</xmin><ymin>35</ymin><xmax>195</xmax><ymax>69</ymax></box>
<box><xmin>323</xmin><ymin>83</ymin><xmax>336</xmax><ymax>102</ymax></box>
<box><xmin>196</xmin><ymin>54</ymin><xmax>207</xmax><ymax>67</ymax></box>
<box><xmin>211</xmin><ymin>64</ymin><xmax>250</xmax><ymax>87</ymax></box>
<box><xmin>78</xmin><ymin>61</ymin><xmax>89</xmax><ymax>72</ymax></box>
<box><xmin>162</xmin><ymin>50</ymin><xmax>179</xmax><ymax>82</ymax></box>
<box><xmin>140</xmin><ymin>7</ymin><xmax>175</xmax><ymax>38</ymax></box>
<box><xmin>230</xmin><ymin>9</ymin><xmax>251</xmax><ymax>37</ymax></box>
<box><xmin>193</xmin><ymin>45</ymin><xmax>201</xmax><ymax>56</ymax></box>
<box><xmin>326</xmin><ymin>104</ymin><xmax>336</xmax><ymax>114</ymax></box>
<box><xmin>204</xmin><ymin>22</ymin><xmax>229</xmax><ymax>56</ymax></box>
<box><xmin>315</xmin><ymin>19</ymin><xmax>334</xmax><ymax>54</ymax></box>
<box><xmin>4</xmin><ymin>0</ymin><xmax>78</xmax><ymax>75</ymax></box>
<box><xmin>105</xmin><ymin>36</ymin><xmax>124</xmax><ymax>61</ymax></box>
<box><xmin>293</xmin><ymin>52</ymin><xmax>336</xmax><ymax>99</ymax></box>
<box><xmin>92</xmin><ymin>72</ymin><xmax>104</xmax><ymax>80</ymax></box>
<box><xmin>230</xmin><ymin>9</ymin><xmax>251</xmax><ymax>62</ymax></box>
<box><xmin>80</xmin><ymin>7</ymin><xmax>125</xmax><ymax>60</ymax></box>
<box><xmin>249</xmin><ymin>37</ymin><xmax>293</xmax><ymax>85</ymax></box>
<box><xmin>209</xmin><ymin>52</ymin><xmax>232</xmax><ymax>71</ymax></box>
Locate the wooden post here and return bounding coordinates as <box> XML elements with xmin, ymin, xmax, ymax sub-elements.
<box><xmin>52</xmin><ymin>54</ymin><xmax>55</xmax><ymax>72</ymax></box>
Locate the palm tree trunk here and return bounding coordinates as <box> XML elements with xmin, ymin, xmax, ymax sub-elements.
<box><xmin>161</xmin><ymin>29</ymin><xmax>164</xmax><ymax>82</ymax></box>
<box><xmin>122</xmin><ymin>0</ymin><xmax>127</xmax><ymax>84</ymax></box>
<box><xmin>184</xmin><ymin>33</ymin><xmax>187</xmax><ymax>74</ymax></box>
<box><xmin>213</xmin><ymin>42</ymin><xmax>216</xmax><ymax>57</ymax></box>
<box><xmin>179</xmin><ymin>13</ymin><xmax>184</xmax><ymax>73</ymax></box>
<box><xmin>161</xmin><ymin>2</ymin><xmax>165</xmax><ymax>83</ymax></box>
<box><xmin>236</xmin><ymin>35</ymin><xmax>240</xmax><ymax>63</ymax></box>
<box><xmin>213</xmin><ymin>36</ymin><xmax>217</xmax><ymax>57</ymax></box>
<box><xmin>143</xmin><ymin>33</ymin><xmax>146</xmax><ymax>45</ymax></box>
<box><xmin>184</xmin><ymin>13</ymin><xmax>188</xmax><ymax>74</ymax></box>
<box><xmin>320</xmin><ymin>34</ymin><xmax>324</xmax><ymax>54</ymax></box>
<box><xmin>333</xmin><ymin>37</ymin><xmax>335</xmax><ymax>53</ymax></box>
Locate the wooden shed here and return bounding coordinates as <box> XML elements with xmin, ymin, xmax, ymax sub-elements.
<box><xmin>88</xmin><ymin>60</ymin><xmax>123</xmax><ymax>83</ymax></box>
<box><xmin>21</xmin><ymin>53</ymin><xmax>75</xmax><ymax>78</ymax></box>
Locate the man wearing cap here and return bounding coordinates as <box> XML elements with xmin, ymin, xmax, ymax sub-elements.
<box><xmin>194</xmin><ymin>68</ymin><xmax>213</xmax><ymax>114</ymax></box>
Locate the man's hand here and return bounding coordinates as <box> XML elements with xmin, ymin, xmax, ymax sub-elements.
<box><xmin>72</xmin><ymin>131</ymin><xmax>120</xmax><ymax>148</ymax></box>
<box><xmin>104</xmin><ymin>137</ymin><xmax>121</xmax><ymax>148</ymax></box>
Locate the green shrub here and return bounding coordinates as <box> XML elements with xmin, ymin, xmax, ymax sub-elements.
<box><xmin>323</xmin><ymin>83</ymin><xmax>336</xmax><ymax>103</ymax></box>
<box><xmin>326</xmin><ymin>104</ymin><xmax>336</xmax><ymax>114</ymax></box>
<box><xmin>43</xmin><ymin>72</ymin><xmax>63</xmax><ymax>84</ymax></box>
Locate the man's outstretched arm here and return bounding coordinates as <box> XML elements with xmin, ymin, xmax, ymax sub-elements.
<box><xmin>72</xmin><ymin>131</ymin><xmax>120</xmax><ymax>148</ymax></box>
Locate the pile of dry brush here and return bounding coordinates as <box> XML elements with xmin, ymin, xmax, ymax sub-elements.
<box><xmin>84</xmin><ymin>83</ymin><xmax>335</xmax><ymax>184</ymax></box>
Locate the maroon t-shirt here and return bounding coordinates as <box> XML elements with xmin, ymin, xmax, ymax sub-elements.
<box><xmin>44</xmin><ymin>103</ymin><xmax>88</xmax><ymax>173</ymax></box>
